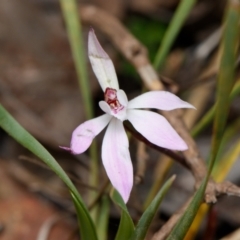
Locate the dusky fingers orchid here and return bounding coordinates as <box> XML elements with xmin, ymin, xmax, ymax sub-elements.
<box><xmin>63</xmin><ymin>29</ymin><xmax>195</xmax><ymax>203</ymax></box>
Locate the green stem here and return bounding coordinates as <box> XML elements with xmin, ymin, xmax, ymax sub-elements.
<box><xmin>60</xmin><ymin>0</ymin><xmax>93</xmax><ymax>118</ymax></box>
<box><xmin>59</xmin><ymin>0</ymin><xmax>99</xmax><ymax>222</ymax></box>
<box><xmin>97</xmin><ymin>196</ymin><xmax>110</xmax><ymax>240</ymax></box>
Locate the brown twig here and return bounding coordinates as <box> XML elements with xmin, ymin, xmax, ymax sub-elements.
<box><xmin>135</xmin><ymin>141</ymin><xmax>149</xmax><ymax>185</ymax></box>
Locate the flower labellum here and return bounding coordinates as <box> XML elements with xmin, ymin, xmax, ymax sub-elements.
<box><xmin>63</xmin><ymin>29</ymin><xmax>195</xmax><ymax>203</ymax></box>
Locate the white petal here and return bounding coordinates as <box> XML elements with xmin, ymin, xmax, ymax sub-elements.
<box><xmin>113</xmin><ymin>107</ymin><xmax>127</xmax><ymax>122</ymax></box>
<box><xmin>102</xmin><ymin>118</ymin><xmax>133</xmax><ymax>202</ymax></box>
<box><xmin>70</xmin><ymin>114</ymin><xmax>112</xmax><ymax>154</ymax></box>
<box><xmin>99</xmin><ymin>100</ymin><xmax>127</xmax><ymax>122</ymax></box>
<box><xmin>99</xmin><ymin>101</ymin><xmax>111</xmax><ymax>114</ymax></box>
<box><xmin>117</xmin><ymin>89</ymin><xmax>128</xmax><ymax>106</ymax></box>
<box><xmin>88</xmin><ymin>29</ymin><xmax>119</xmax><ymax>91</ymax></box>
<box><xmin>127</xmin><ymin>110</ymin><xmax>188</xmax><ymax>150</ymax></box>
<box><xmin>128</xmin><ymin>91</ymin><xmax>195</xmax><ymax>110</ymax></box>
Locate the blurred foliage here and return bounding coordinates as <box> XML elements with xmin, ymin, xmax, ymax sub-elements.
<box><xmin>127</xmin><ymin>15</ymin><xmax>166</xmax><ymax>61</ymax></box>
<box><xmin>120</xmin><ymin>15</ymin><xmax>166</xmax><ymax>79</ymax></box>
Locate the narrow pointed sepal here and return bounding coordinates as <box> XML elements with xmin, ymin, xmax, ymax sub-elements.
<box><xmin>127</xmin><ymin>109</ymin><xmax>188</xmax><ymax>151</ymax></box>
<box><xmin>128</xmin><ymin>91</ymin><xmax>195</xmax><ymax>111</ymax></box>
<box><xmin>88</xmin><ymin>29</ymin><xmax>119</xmax><ymax>91</ymax></box>
<box><xmin>102</xmin><ymin>118</ymin><xmax>133</xmax><ymax>202</ymax></box>
<box><xmin>70</xmin><ymin>114</ymin><xmax>112</xmax><ymax>154</ymax></box>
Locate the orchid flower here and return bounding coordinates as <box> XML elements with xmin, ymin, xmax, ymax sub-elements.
<box><xmin>63</xmin><ymin>29</ymin><xmax>195</xmax><ymax>203</ymax></box>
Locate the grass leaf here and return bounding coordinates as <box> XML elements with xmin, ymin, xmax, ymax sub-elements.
<box><xmin>0</xmin><ymin>104</ymin><xmax>98</xmax><ymax>240</ymax></box>
<box><xmin>110</xmin><ymin>189</ymin><xmax>135</xmax><ymax>240</ymax></box>
<box><xmin>153</xmin><ymin>0</ymin><xmax>197</xmax><ymax>69</ymax></box>
<box><xmin>130</xmin><ymin>175</ymin><xmax>175</xmax><ymax>240</ymax></box>
<box><xmin>167</xmin><ymin>1</ymin><xmax>240</xmax><ymax>238</ymax></box>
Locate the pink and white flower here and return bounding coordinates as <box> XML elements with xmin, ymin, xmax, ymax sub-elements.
<box><xmin>64</xmin><ymin>29</ymin><xmax>195</xmax><ymax>203</ymax></box>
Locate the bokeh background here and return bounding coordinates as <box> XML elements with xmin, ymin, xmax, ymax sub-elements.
<box><xmin>0</xmin><ymin>0</ymin><xmax>240</xmax><ymax>239</ymax></box>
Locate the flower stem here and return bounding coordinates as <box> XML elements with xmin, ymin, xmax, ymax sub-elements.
<box><xmin>60</xmin><ymin>0</ymin><xmax>93</xmax><ymax>117</ymax></box>
<box><xmin>59</xmin><ymin>0</ymin><xmax>99</xmax><ymax>222</ymax></box>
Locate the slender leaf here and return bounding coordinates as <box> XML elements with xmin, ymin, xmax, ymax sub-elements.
<box><xmin>214</xmin><ymin>139</ymin><xmax>240</xmax><ymax>182</ymax></box>
<box><xmin>110</xmin><ymin>189</ymin><xmax>135</xmax><ymax>240</ymax></box>
<box><xmin>59</xmin><ymin>0</ymin><xmax>99</xmax><ymax>222</ymax></box>
<box><xmin>209</xmin><ymin>0</ymin><xmax>240</xmax><ymax>169</ymax></box>
<box><xmin>131</xmin><ymin>175</ymin><xmax>176</xmax><ymax>240</ymax></box>
<box><xmin>153</xmin><ymin>0</ymin><xmax>197</xmax><ymax>69</ymax></box>
<box><xmin>0</xmin><ymin>105</ymin><xmax>98</xmax><ymax>240</ymax></box>
<box><xmin>213</xmin><ymin>117</ymin><xmax>240</xmax><ymax>169</ymax></box>
<box><xmin>97</xmin><ymin>196</ymin><xmax>110</xmax><ymax>240</ymax></box>
<box><xmin>59</xmin><ymin>0</ymin><xmax>93</xmax><ymax>118</ymax></box>
<box><xmin>185</xmin><ymin>137</ymin><xmax>240</xmax><ymax>240</ymax></box>
<box><xmin>167</xmin><ymin>180</ymin><xmax>206</xmax><ymax>240</ymax></box>
<box><xmin>167</xmin><ymin>2</ymin><xmax>240</xmax><ymax>239</ymax></box>
<box><xmin>191</xmin><ymin>80</ymin><xmax>240</xmax><ymax>137</ymax></box>
<box><xmin>184</xmin><ymin>203</ymin><xmax>209</xmax><ymax>240</ymax></box>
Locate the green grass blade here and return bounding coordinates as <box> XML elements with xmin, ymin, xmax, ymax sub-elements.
<box><xmin>59</xmin><ymin>0</ymin><xmax>93</xmax><ymax>118</ymax></box>
<box><xmin>130</xmin><ymin>175</ymin><xmax>176</xmax><ymax>240</ymax></box>
<box><xmin>209</xmin><ymin>1</ymin><xmax>240</xmax><ymax>167</ymax></box>
<box><xmin>167</xmin><ymin>1</ymin><xmax>240</xmax><ymax>238</ymax></box>
<box><xmin>0</xmin><ymin>104</ymin><xmax>98</xmax><ymax>240</ymax></box>
<box><xmin>214</xmin><ymin>138</ymin><xmax>240</xmax><ymax>182</ymax></box>
<box><xmin>153</xmin><ymin>0</ymin><xmax>197</xmax><ymax>69</ymax></box>
<box><xmin>97</xmin><ymin>196</ymin><xmax>110</xmax><ymax>240</ymax></box>
<box><xmin>167</xmin><ymin>180</ymin><xmax>206</xmax><ymax>240</ymax></box>
<box><xmin>71</xmin><ymin>193</ymin><xmax>98</xmax><ymax>240</ymax></box>
<box><xmin>110</xmin><ymin>190</ymin><xmax>135</xmax><ymax>240</ymax></box>
<box><xmin>59</xmin><ymin>0</ymin><xmax>99</xmax><ymax>221</ymax></box>
<box><xmin>191</xmin><ymin>80</ymin><xmax>240</xmax><ymax>137</ymax></box>
<box><xmin>213</xmin><ymin>118</ymin><xmax>240</xmax><ymax>173</ymax></box>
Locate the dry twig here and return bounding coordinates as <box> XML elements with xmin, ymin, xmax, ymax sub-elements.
<box><xmin>135</xmin><ymin>141</ymin><xmax>149</xmax><ymax>185</ymax></box>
